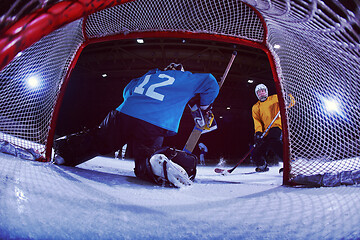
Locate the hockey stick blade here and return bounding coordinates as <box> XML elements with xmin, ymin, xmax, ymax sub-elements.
<box><xmin>214</xmin><ymin>168</ymin><xmax>229</xmax><ymax>176</ymax></box>
<box><xmin>215</xmin><ymin>168</ymin><xmax>260</xmax><ymax>175</ymax></box>
<box><xmin>214</xmin><ymin>167</ymin><xmax>234</xmax><ymax>175</ymax></box>
<box><xmin>214</xmin><ymin>167</ymin><xmax>226</xmax><ymax>174</ymax></box>
<box><xmin>214</xmin><ymin>144</ymin><xmax>256</xmax><ymax>175</ymax></box>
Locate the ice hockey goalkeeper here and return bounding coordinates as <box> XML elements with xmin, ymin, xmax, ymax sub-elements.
<box><xmin>53</xmin><ymin>63</ymin><xmax>219</xmax><ymax>187</ymax></box>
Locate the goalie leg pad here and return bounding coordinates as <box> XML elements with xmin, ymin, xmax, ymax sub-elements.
<box><xmin>156</xmin><ymin>147</ymin><xmax>197</xmax><ymax>181</ymax></box>
<box><xmin>149</xmin><ymin>154</ymin><xmax>192</xmax><ymax>188</ymax></box>
<box><xmin>53</xmin><ymin>129</ymin><xmax>98</xmax><ymax>167</ymax></box>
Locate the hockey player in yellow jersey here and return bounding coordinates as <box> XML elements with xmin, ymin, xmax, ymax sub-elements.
<box><xmin>251</xmin><ymin>84</ymin><xmax>283</xmax><ymax>172</ymax></box>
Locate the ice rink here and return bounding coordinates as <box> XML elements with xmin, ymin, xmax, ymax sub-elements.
<box><xmin>1</xmin><ymin>153</ymin><xmax>359</xmax><ymax>239</ymax></box>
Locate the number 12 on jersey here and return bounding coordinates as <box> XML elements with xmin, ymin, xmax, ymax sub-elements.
<box><xmin>134</xmin><ymin>74</ymin><xmax>175</xmax><ymax>101</ymax></box>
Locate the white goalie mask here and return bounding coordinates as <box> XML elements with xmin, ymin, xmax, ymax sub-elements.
<box><xmin>255</xmin><ymin>84</ymin><xmax>268</xmax><ymax>101</ymax></box>
<box><xmin>164</xmin><ymin>63</ymin><xmax>185</xmax><ymax>72</ymax></box>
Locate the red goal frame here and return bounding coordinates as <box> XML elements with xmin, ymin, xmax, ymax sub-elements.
<box><xmin>0</xmin><ymin>0</ymin><xmax>291</xmax><ymax>185</ymax></box>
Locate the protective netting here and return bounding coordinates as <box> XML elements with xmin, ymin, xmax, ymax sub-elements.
<box><xmin>0</xmin><ymin>0</ymin><xmax>359</xmax><ymax>185</ymax></box>
<box><xmin>85</xmin><ymin>0</ymin><xmax>264</xmax><ymax>42</ymax></box>
<box><xmin>255</xmin><ymin>0</ymin><xmax>360</xmax><ymax>182</ymax></box>
<box><xmin>0</xmin><ymin>19</ymin><xmax>84</xmax><ymax>153</ymax></box>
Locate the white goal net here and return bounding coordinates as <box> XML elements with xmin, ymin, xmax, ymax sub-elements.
<box><xmin>0</xmin><ymin>0</ymin><xmax>359</xmax><ymax>186</ymax></box>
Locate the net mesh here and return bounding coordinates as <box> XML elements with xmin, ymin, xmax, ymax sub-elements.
<box><xmin>85</xmin><ymin>0</ymin><xmax>264</xmax><ymax>41</ymax></box>
<box><xmin>258</xmin><ymin>0</ymin><xmax>360</xmax><ymax>178</ymax></box>
<box><xmin>0</xmin><ymin>19</ymin><xmax>84</xmax><ymax>153</ymax></box>
<box><xmin>0</xmin><ymin>0</ymin><xmax>359</xmax><ymax>184</ymax></box>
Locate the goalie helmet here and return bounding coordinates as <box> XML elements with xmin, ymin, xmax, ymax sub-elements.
<box><xmin>164</xmin><ymin>63</ymin><xmax>185</xmax><ymax>72</ymax></box>
<box><xmin>255</xmin><ymin>84</ymin><xmax>268</xmax><ymax>101</ymax></box>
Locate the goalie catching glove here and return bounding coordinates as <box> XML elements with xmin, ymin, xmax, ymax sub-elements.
<box><xmin>189</xmin><ymin>104</ymin><xmax>216</xmax><ymax>131</ymax></box>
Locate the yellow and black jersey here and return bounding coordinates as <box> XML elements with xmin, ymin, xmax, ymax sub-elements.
<box><xmin>252</xmin><ymin>94</ymin><xmax>282</xmax><ymax>136</ymax></box>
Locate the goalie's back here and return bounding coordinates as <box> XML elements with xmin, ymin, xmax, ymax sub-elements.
<box><xmin>117</xmin><ymin>68</ymin><xmax>219</xmax><ymax>133</ymax></box>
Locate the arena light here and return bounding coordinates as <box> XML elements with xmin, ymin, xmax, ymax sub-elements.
<box><xmin>27</xmin><ymin>76</ymin><xmax>40</xmax><ymax>88</ymax></box>
<box><xmin>322</xmin><ymin>97</ymin><xmax>342</xmax><ymax>116</ymax></box>
<box><xmin>324</xmin><ymin>98</ymin><xmax>339</xmax><ymax>113</ymax></box>
<box><xmin>274</xmin><ymin>44</ymin><xmax>281</xmax><ymax>49</ymax></box>
<box><xmin>248</xmin><ymin>79</ymin><xmax>254</xmax><ymax>83</ymax></box>
<box><xmin>102</xmin><ymin>73</ymin><xmax>107</xmax><ymax>78</ymax></box>
<box><xmin>136</xmin><ymin>38</ymin><xmax>144</xmax><ymax>44</ymax></box>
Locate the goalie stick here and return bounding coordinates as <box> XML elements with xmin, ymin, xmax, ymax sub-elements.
<box><xmin>183</xmin><ymin>51</ymin><xmax>237</xmax><ymax>153</ymax></box>
<box><xmin>214</xmin><ymin>93</ymin><xmax>295</xmax><ymax>174</ymax></box>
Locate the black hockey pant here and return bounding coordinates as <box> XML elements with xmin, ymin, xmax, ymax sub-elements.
<box><xmin>55</xmin><ymin>110</ymin><xmax>168</xmax><ymax>180</ymax></box>
<box><xmin>252</xmin><ymin>127</ymin><xmax>283</xmax><ymax>167</ymax></box>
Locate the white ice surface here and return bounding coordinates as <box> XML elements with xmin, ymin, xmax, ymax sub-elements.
<box><xmin>1</xmin><ymin>153</ymin><xmax>360</xmax><ymax>239</ymax></box>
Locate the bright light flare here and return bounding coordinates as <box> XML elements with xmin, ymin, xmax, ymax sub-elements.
<box><xmin>27</xmin><ymin>76</ymin><xmax>39</xmax><ymax>88</ymax></box>
<box><xmin>323</xmin><ymin>98</ymin><xmax>340</xmax><ymax>114</ymax></box>
<box><xmin>16</xmin><ymin>52</ymin><xmax>22</xmax><ymax>58</ymax></box>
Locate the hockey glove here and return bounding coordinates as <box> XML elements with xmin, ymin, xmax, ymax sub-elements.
<box><xmin>200</xmin><ymin>105</ymin><xmax>215</xmax><ymax>131</ymax></box>
<box><xmin>286</xmin><ymin>93</ymin><xmax>296</xmax><ymax>108</ymax></box>
<box><xmin>189</xmin><ymin>104</ymin><xmax>215</xmax><ymax>131</ymax></box>
<box><xmin>254</xmin><ymin>131</ymin><xmax>263</xmax><ymax>145</ymax></box>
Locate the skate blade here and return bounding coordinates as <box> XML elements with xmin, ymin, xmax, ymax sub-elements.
<box><xmin>53</xmin><ymin>155</ymin><xmax>65</xmax><ymax>165</ymax></box>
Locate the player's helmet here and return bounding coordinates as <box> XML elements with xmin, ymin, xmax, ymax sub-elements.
<box><xmin>164</xmin><ymin>63</ymin><xmax>185</xmax><ymax>72</ymax></box>
<box><xmin>255</xmin><ymin>84</ymin><xmax>268</xmax><ymax>101</ymax></box>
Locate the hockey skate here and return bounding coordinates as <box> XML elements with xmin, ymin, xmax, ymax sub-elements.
<box><xmin>52</xmin><ymin>136</ymin><xmax>67</xmax><ymax>165</ymax></box>
<box><xmin>255</xmin><ymin>163</ymin><xmax>269</xmax><ymax>172</ymax></box>
<box><xmin>149</xmin><ymin>153</ymin><xmax>193</xmax><ymax>188</ymax></box>
<box><xmin>53</xmin><ymin>154</ymin><xmax>65</xmax><ymax>165</ymax></box>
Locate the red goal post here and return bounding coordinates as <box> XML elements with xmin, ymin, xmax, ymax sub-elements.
<box><xmin>0</xmin><ymin>0</ymin><xmax>135</xmax><ymax>73</ymax></box>
<box><xmin>0</xmin><ymin>0</ymin><xmax>359</xmax><ymax>187</ymax></box>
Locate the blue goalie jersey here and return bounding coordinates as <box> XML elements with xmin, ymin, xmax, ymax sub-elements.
<box><xmin>116</xmin><ymin>68</ymin><xmax>219</xmax><ymax>133</ymax></box>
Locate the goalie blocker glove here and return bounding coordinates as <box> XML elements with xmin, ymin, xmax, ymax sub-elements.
<box><xmin>189</xmin><ymin>103</ymin><xmax>215</xmax><ymax>131</ymax></box>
